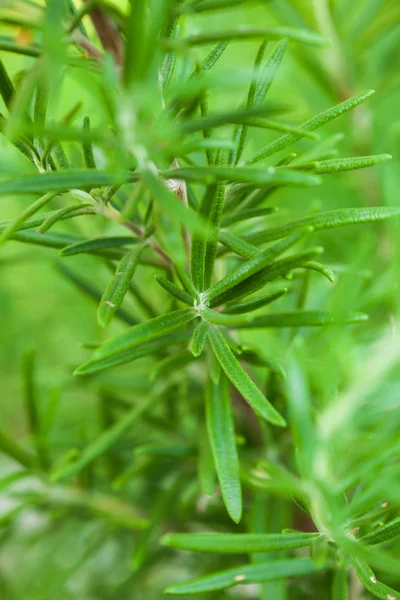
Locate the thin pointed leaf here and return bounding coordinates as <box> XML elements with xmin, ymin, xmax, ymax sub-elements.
<box><xmin>223</xmin><ymin>288</ymin><xmax>288</xmax><ymax>314</ymax></box>
<box><xmin>234</xmin><ymin>310</ymin><xmax>368</xmax><ymax>329</ymax></box>
<box><xmin>98</xmin><ymin>245</ymin><xmax>143</xmax><ymax>328</ymax></box>
<box><xmin>190</xmin><ymin>320</ymin><xmax>210</xmax><ymax>357</ymax></box>
<box><xmin>332</xmin><ymin>569</ymin><xmax>349</xmax><ymax>600</ymax></box>
<box><xmin>209</xmin><ymin>247</ymin><xmax>322</xmax><ymax>307</ymax></box>
<box><xmin>362</xmin><ymin>517</ymin><xmax>400</xmax><ymax>546</ymax></box>
<box><xmin>205</xmin><ymin>229</ymin><xmax>310</xmax><ymax>303</ymax></box>
<box><xmin>314</xmin><ymin>154</ymin><xmax>391</xmax><ymax>174</ymax></box>
<box><xmin>164</xmin><ymin>166</ymin><xmax>321</xmax><ymax>187</ymax></box>
<box><xmin>208</xmin><ymin>326</ymin><xmax>286</xmax><ymax>427</ymax></box>
<box><xmin>246</xmin><ymin>207</ymin><xmax>400</xmax><ymax>245</ymax></box>
<box><xmin>163</xmin><ymin>27</ymin><xmax>328</xmax><ymax>49</ymax></box>
<box><xmin>74</xmin><ymin>332</ymin><xmax>191</xmax><ymax>376</ymax></box>
<box><xmin>235</xmin><ymin>38</ymin><xmax>267</xmax><ymax>164</ymax></box>
<box><xmin>154</xmin><ymin>275</ymin><xmax>194</xmax><ymax>306</ymax></box>
<box><xmin>82</xmin><ymin>116</ymin><xmax>97</xmax><ymax>169</ymax></box>
<box><xmin>165</xmin><ymin>558</ymin><xmax>322</xmax><ymax>595</ymax></box>
<box><xmin>59</xmin><ymin>236</ymin><xmax>137</xmax><ymax>257</ymax></box>
<box><xmin>245</xmin><ymin>90</ymin><xmax>375</xmax><ymax>165</ymax></box>
<box><xmin>255</xmin><ymin>38</ymin><xmax>288</xmax><ymax>105</ymax></box>
<box><xmin>300</xmin><ymin>261</ymin><xmax>335</xmax><ymax>283</ymax></box>
<box><xmin>0</xmin><ymin>191</ymin><xmax>59</xmax><ymax>244</ymax></box>
<box><xmin>204</xmin><ymin>151</ymin><xmax>226</xmax><ymax>288</ymax></box>
<box><xmin>37</xmin><ymin>203</ymin><xmax>93</xmax><ymax>233</ymax></box>
<box><xmin>93</xmin><ymin>308</ymin><xmax>198</xmax><ymax>360</ymax></box>
<box><xmin>0</xmin><ymin>171</ymin><xmax>132</xmax><ymax>196</ymax></box>
<box><xmin>352</xmin><ymin>558</ymin><xmax>400</xmax><ymax>600</ymax></box>
<box><xmin>206</xmin><ymin>375</ymin><xmax>242</xmax><ymax>523</ymax></box>
<box><xmin>219</xmin><ymin>231</ymin><xmax>259</xmax><ymax>259</ymax></box>
<box><xmin>162</xmin><ymin>532</ymin><xmax>319</xmax><ymax>553</ymax></box>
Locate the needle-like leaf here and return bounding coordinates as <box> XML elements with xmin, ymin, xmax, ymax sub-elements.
<box><xmin>190</xmin><ymin>320</ymin><xmax>210</xmax><ymax>357</ymax></box>
<box><xmin>206</xmin><ymin>375</ymin><xmax>242</xmax><ymax>522</ymax></box>
<box><xmin>165</xmin><ymin>558</ymin><xmax>322</xmax><ymax>595</ymax></box>
<box><xmin>98</xmin><ymin>245</ymin><xmax>144</xmax><ymax>327</ymax></box>
<box><xmin>162</xmin><ymin>531</ymin><xmax>319</xmax><ymax>553</ymax></box>
<box><xmin>208</xmin><ymin>326</ymin><xmax>286</xmax><ymax>426</ymax></box>
<box><xmin>155</xmin><ymin>275</ymin><xmax>194</xmax><ymax>305</ymax></box>
<box><xmin>92</xmin><ymin>308</ymin><xmax>198</xmax><ymax>360</ymax></box>
<box><xmin>246</xmin><ymin>207</ymin><xmax>400</xmax><ymax>245</ymax></box>
<box><xmin>244</xmin><ymin>90</ymin><xmax>375</xmax><ymax>165</ymax></box>
<box><xmin>205</xmin><ymin>229</ymin><xmax>310</xmax><ymax>303</ymax></box>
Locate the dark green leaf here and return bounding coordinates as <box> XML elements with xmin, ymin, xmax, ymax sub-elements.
<box><xmin>165</xmin><ymin>558</ymin><xmax>322</xmax><ymax>595</ymax></box>
<box><xmin>208</xmin><ymin>326</ymin><xmax>286</xmax><ymax>426</ymax></box>
<box><xmin>98</xmin><ymin>245</ymin><xmax>143</xmax><ymax>327</ymax></box>
<box><xmin>154</xmin><ymin>275</ymin><xmax>194</xmax><ymax>306</ymax></box>
<box><xmin>162</xmin><ymin>531</ymin><xmax>319</xmax><ymax>553</ymax></box>
<box><xmin>206</xmin><ymin>375</ymin><xmax>242</xmax><ymax>522</ymax></box>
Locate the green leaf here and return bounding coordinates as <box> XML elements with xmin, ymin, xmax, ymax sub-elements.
<box><xmin>0</xmin><ymin>170</ymin><xmax>129</xmax><ymax>196</ymax></box>
<box><xmin>74</xmin><ymin>333</ymin><xmax>191</xmax><ymax>376</ymax></box>
<box><xmin>154</xmin><ymin>275</ymin><xmax>194</xmax><ymax>305</ymax></box>
<box><xmin>300</xmin><ymin>261</ymin><xmax>335</xmax><ymax>283</ymax></box>
<box><xmin>332</xmin><ymin>569</ymin><xmax>349</xmax><ymax>600</ymax></box>
<box><xmin>59</xmin><ymin>236</ymin><xmax>137</xmax><ymax>257</ymax></box>
<box><xmin>50</xmin><ymin>394</ymin><xmax>159</xmax><ymax>483</ymax></box>
<box><xmin>223</xmin><ymin>288</ymin><xmax>288</xmax><ymax>314</ymax></box>
<box><xmin>235</xmin><ymin>39</ymin><xmax>270</xmax><ymax>164</ymax></box>
<box><xmin>208</xmin><ymin>326</ymin><xmax>286</xmax><ymax>427</ymax></box>
<box><xmin>162</xmin><ymin>531</ymin><xmax>319</xmax><ymax>553</ymax></box>
<box><xmin>165</xmin><ymin>558</ymin><xmax>322</xmax><ymax>595</ymax></box>
<box><xmin>164</xmin><ymin>166</ymin><xmax>321</xmax><ymax>187</ymax></box>
<box><xmin>190</xmin><ymin>320</ymin><xmax>210</xmax><ymax>357</ymax></box>
<box><xmin>98</xmin><ymin>245</ymin><xmax>143</xmax><ymax>328</ymax></box>
<box><xmin>92</xmin><ymin>308</ymin><xmax>198</xmax><ymax>360</ymax></box>
<box><xmin>219</xmin><ymin>231</ymin><xmax>259</xmax><ymax>259</ymax></box>
<box><xmin>255</xmin><ymin>38</ymin><xmax>288</xmax><ymax>105</ymax></box>
<box><xmin>198</xmin><ymin>426</ymin><xmax>216</xmax><ymax>496</ymax></box>
<box><xmin>188</xmin><ymin>40</ymin><xmax>229</xmax><ymax>80</ymax></box>
<box><xmin>314</xmin><ymin>154</ymin><xmax>391</xmax><ymax>174</ymax></box>
<box><xmin>209</xmin><ymin>247</ymin><xmax>322</xmax><ymax>307</ymax></box>
<box><xmin>82</xmin><ymin>116</ymin><xmax>97</xmax><ymax>169</ymax></box>
<box><xmin>163</xmin><ymin>27</ymin><xmax>327</xmax><ymax>49</ymax></box>
<box><xmin>246</xmin><ymin>207</ymin><xmax>400</xmax><ymax>245</ymax></box>
<box><xmin>205</xmin><ymin>229</ymin><xmax>310</xmax><ymax>304</ymax></box>
<box><xmin>206</xmin><ymin>375</ymin><xmax>242</xmax><ymax>523</ymax></box>
<box><xmin>352</xmin><ymin>558</ymin><xmax>400</xmax><ymax>600</ymax></box>
<box><xmin>0</xmin><ymin>191</ymin><xmax>59</xmax><ymax>244</ymax></box>
<box><xmin>204</xmin><ymin>151</ymin><xmax>226</xmax><ymax>288</ymax></box>
<box><xmin>37</xmin><ymin>203</ymin><xmax>93</xmax><ymax>234</ymax></box>
<box><xmin>244</xmin><ymin>89</ymin><xmax>375</xmax><ymax>165</ymax></box>
<box><xmin>234</xmin><ymin>310</ymin><xmax>367</xmax><ymax>329</ymax></box>
<box><xmin>362</xmin><ymin>517</ymin><xmax>400</xmax><ymax>546</ymax></box>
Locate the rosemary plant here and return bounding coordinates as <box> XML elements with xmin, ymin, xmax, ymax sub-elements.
<box><xmin>0</xmin><ymin>1</ymin><xmax>400</xmax><ymax>598</ymax></box>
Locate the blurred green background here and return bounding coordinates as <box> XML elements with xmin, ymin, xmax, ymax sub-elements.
<box><xmin>0</xmin><ymin>1</ymin><xmax>400</xmax><ymax>598</ymax></box>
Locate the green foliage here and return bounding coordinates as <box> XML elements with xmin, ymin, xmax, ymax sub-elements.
<box><xmin>0</xmin><ymin>0</ymin><xmax>400</xmax><ymax>599</ymax></box>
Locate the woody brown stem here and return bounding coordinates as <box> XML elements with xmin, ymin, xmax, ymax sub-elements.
<box><xmin>82</xmin><ymin>0</ymin><xmax>123</xmax><ymax>65</ymax></box>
